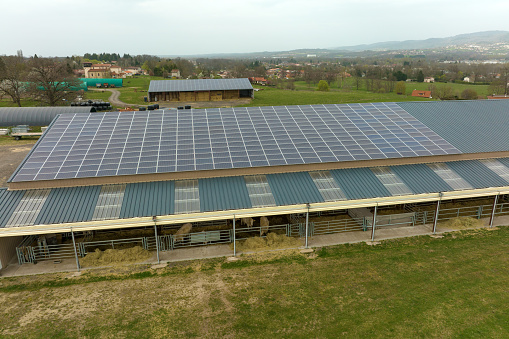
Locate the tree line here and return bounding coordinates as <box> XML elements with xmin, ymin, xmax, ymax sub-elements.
<box><xmin>0</xmin><ymin>51</ymin><xmax>82</xmax><ymax>106</ymax></box>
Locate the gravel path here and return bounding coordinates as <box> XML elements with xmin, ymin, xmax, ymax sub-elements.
<box><xmin>90</xmin><ymin>88</ymin><xmax>131</xmax><ymax>107</ymax></box>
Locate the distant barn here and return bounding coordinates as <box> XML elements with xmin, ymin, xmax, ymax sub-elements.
<box><xmin>148</xmin><ymin>78</ymin><xmax>254</xmax><ymax>102</ymax></box>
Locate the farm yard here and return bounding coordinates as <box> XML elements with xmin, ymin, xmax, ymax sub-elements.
<box><xmin>0</xmin><ymin>226</ymin><xmax>508</xmax><ymax>338</ymax></box>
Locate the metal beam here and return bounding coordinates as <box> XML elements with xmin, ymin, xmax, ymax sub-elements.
<box><xmin>153</xmin><ymin>216</ymin><xmax>160</xmax><ymax>264</ymax></box>
<box><xmin>305</xmin><ymin>203</ymin><xmax>310</xmax><ymax>248</ymax></box>
<box><xmin>432</xmin><ymin>193</ymin><xmax>443</xmax><ymax>234</ymax></box>
<box><xmin>489</xmin><ymin>194</ymin><xmax>499</xmax><ymax>228</ymax></box>
<box><xmin>71</xmin><ymin>228</ymin><xmax>80</xmax><ymax>272</ymax></box>
<box><xmin>371</xmin><ymin>204</ymin><xmax>378</xmax><ymax>242</ymax></box>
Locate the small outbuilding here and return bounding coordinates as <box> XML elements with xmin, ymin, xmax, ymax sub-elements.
<box><xmin>148</xmin><ymin>78</ymin><xmax>254</xmax><ymax>102</ymax></box>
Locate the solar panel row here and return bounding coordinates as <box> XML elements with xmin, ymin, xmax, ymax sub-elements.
<box><xmin>11</xmin><ymin>103</ymin><xmax>461</xmax><ymax>182</ymax></box>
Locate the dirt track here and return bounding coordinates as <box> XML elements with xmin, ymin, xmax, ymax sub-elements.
<box><xmin>0</xmin><ymin>144</ymin><xmax>34</xmax><ymax>187</ymax></box>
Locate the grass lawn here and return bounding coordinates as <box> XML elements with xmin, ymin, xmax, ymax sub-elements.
<box><xmin>242</xmin><ymin>86</ymin><xmax>432</xmax><ymax>107</ymax></box>
<box><xmin>0</xmin><ymin>227</ymin><xmax>508</xmax><ymax>338</ymax></box>
<box><xmin>0</xmin><ymin>135</ymin><xmax>39</xmax><ymax>146</ymax></box>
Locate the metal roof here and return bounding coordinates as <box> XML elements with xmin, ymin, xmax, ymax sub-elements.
<box><xmin>35</xmin><ymin>186</ymin><xmax>101</xmax><ymax>225</ymax></box>
<box><xmin>330</xmin><ymin>167</ymin><xmax>391</xmax><ymax>200</ymax></box>
<box><xmin>0</xmin><ymin>107</ymin><xmax>96</xmax><ymax>127</ymax></box>
<box><xmin>119</xmin><ymin>181</ymin><xmax>175</xmax><ymax>219</ymax></box>
<box><xmin>3</xmin><ymin>158</ymin><xmax>509</xmax><ymax>231</ymax></box>
<box><xmin>391</xmin><ymin>164</ymin><xmax>452</xmax><ymax>194</ymax></box>
<box><xmin>199</xmin><ymin>176</ymin><xmax>252</xmax><ymax>212</ymax></box>
<box><xmin>267</xmin><ymin>172</ymin><xmax>324</xmax><ymax>205</ymax></box>
<box><xmin>399</xmin><ymin>100</ymin><xmax>509</xmax><ymax>153</ymax></box>
<box><xmin>446</xmin><ymin>160</ymin><xmax>509</xmax><ymax>189</ymax></box>
<box><xmin>148</xmin><ymin>78</ymin><xmax>253</xmax><ymax>93</ymax></box>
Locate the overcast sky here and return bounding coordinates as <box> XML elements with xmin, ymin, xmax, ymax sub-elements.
<box><xmin>2</xmin><ymin>0</ymin><xmax>509</xmax><ymax>57</ymax></box>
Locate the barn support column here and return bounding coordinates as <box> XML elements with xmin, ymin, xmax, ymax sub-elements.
<box><xmin>305</xmin><ymin>203</ymin><xmax>310</xmax><ymax>248</ymax></box>
<box><xmin>233</xmin><ymin>215</ymin><xmax>236</xmax><ymax>257</ymax></box>
<box><xmin>153</xmin><ymin>216</ymin><xmax>160</xmax><ymax>264</ymax></box>
<box><xmin>489</xmin><ymin>194</ymin><xmax>499</xmax><ymax>228</ymax></box>
<box><xmin>432</xmin><ymin>193</ymin><xmax>443</xmax><ymax>234</ymax></box>
<box><xmin>71</xmin><ymin>228</ymin><xmax>80</xmax><ymax>272</ymax></box>
<box><xmin>371</xmin><ymin>204</ymin><xmax>378</xmax><ymax>242</ymax></box>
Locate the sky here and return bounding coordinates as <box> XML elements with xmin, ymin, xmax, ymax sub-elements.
<box><xmin>2</xmin><ymin>0</ymin><xmax>509</xmax><ymax>57</ymax></box>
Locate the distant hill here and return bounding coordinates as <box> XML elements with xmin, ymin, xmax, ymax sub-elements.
<box><xmin>333</xmin><ymin>31</ymin><xmax>509</xmax><ymax>51</ymax></box>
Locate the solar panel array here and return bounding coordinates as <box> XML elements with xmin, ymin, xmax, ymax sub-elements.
<box><xmin>11</xmin><ymin>103</ymin><xmax>462</xmax><ymax>182</ymax></box>
<box><xmin>148</xmin><ymin>78</ymin><xmax>253</xmax><ymax>93</ymax></box>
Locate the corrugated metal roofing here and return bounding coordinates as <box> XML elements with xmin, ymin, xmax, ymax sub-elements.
<box><xmin>446</xmin><ymin>160</ymin><xmax>509</xmax><ymax>189</ymax></box>
<box><xmin>0</xmin><ymin>188</ymin><xmax>25</xmax><ymax>228</ymax></box>
<box><xmin>119</xmin><ymin>181</ymin><xmax>175</xmax><ymax>219</ymax></box>
<box><xmin>199</xmin><ymin>177</ymin><xmax>252</xmax><ymax>212</ymax></box>
<box><xmin>0</xmin><ymin>107</ymin><xmax>96</xmax><ymax>126</ymax></box>
<box><xmin>496</xmin><ymin>157</ymin><xmax>509</xmax><ymax>169</ymax></box>
<box><xmin>267</xmin><ymin>172</ymin><xmax>324</xmax><ymax>205</ymax></box>
<box><xmin>398</xmin><ymin>101</ymin><xmax>509</xmax><ymax>153</ymax></box>
<box><xmin>330</xmin><ymin>168</ymin><xmax>391</xmax><ymax>200</ymax></box>
<box><xmin>35</xmin><ymin>185</ymin><xmax>101</xmax><ymax>225</ymax></box>
<box><xmin>148</xmin><ymin>78</ymin><xmax>253</xmax><ymax>93</ymax></box>
<box><xmin>391</xmin><ymin>164</ymin><xmax>452</xmax><ymax>194</ymax></box>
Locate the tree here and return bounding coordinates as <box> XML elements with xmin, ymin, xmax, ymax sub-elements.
<box><xmin>393</xmin><ymin>70</ymin><xmax>407</xmax><ymax>82</ymax></box>
<box><xmin>28</xmin><ymin>57</ymin><xmax>82</xmax><ymax>106</ymax></box>
<box><xmin>416</xmin><ymin>70</ymin><xmax>425</xmax><ymax>82</ymax></box>
<box><xmin>395</xmin><ymin>81</ymin><xmax>406</xmax><ymax>95</ymax></box>
<box><xmin>0</xmin><ymin>51</ymin><xmax>28</xmax><ymax>107</ymax></box>
<box><xmin>488</xmin><ymin>63</ymin><xmax>509</xmax><ymax>95</ymax></box>
<box><xmin>460</xmin><ymin>89</ymin><xmax>478</xmax><ymax>100</ymax></box>
<box><xmin>317</xmin><ymin>80</ymin><xmax>329</xmax><ymax>91</ymax></box>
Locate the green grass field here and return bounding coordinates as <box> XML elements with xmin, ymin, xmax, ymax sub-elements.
<box><xmin>0</xmin><ymin>227</ymin><xmax>508</xmax><ymax>338</ymax></box>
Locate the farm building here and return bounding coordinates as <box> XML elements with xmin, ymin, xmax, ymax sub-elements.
<box><xmin>147</xmin><ymin>78</ymin><xmax>254</xmax><ymax>102</ymax></box>
<box><xmin>1</xmin><ymin>100</ymin><xmax>509</xmax><ymax>272</ymax></box>
<box><xmin>0</xmin><ymin>106</ymin><xmax>96</xmax><ymax>127</ymax></box>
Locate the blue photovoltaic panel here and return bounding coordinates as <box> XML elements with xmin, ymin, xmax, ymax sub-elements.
<box><xmin>10</xmin><ymin>103</ymin><xmax>461</xmax><ymax>182</ymax></box>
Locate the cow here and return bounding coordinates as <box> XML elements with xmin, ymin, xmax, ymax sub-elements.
<box><xmin>260</xmin><ymin>216</ymin><xmax>270</xmax><ymax>236</ymax></box>
<box><xmin>241</xmin><ymin>217</ymin><xmax>254</xmax><ymax>228</ymax></box>
<box><xmin>174</xmin><ymin>223</ymin><xmax>192</xmax><ymax>244</ymax></box>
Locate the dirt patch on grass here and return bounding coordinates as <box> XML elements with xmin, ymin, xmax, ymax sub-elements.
<box><xmin>0</xmin><ymin>143</ymin><xmax>35</xmax><ymax>186</ymax></box>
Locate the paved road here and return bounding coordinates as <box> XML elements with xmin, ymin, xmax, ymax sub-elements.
<box><xmin>90</xmin><ymin>88</ymin><xmax>131</xmax><ymax>107</ymax></box>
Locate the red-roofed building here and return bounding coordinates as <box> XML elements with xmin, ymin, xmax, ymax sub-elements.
<box><xmin>248</xmin><ymin>77</ymin><xmax>267</xmax><ymax>85</ymax></box>
<box><xmin>412</xmin><ymin>90</ymin><xmax>432</xmax><ymax>98</ymax></box>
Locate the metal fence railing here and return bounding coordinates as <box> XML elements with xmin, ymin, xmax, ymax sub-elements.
<box><xmin>15</xmin><ymin>202</ymin><xmax>509</xmax><ymax>265</ymax></box>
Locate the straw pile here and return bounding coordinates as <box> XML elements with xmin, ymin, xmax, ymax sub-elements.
<box><xmin>439</xmin><ymin>217</ymin><xmax>483</xmax><ymax>230</ymax></box>
<box><xmin>235</xmin><ymin>233</ymin><xmax>302</xmax><ymax>251</ymax></box>
<box><xmin>79</xmin><ymin>246</ymin><xmax>152</xmax><ymax>267</ymax></box>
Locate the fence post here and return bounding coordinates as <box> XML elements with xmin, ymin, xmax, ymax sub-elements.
<box><xmin>433</xmin><ymin>193</ymin><xmax>442</xmax><ymax>235</ymax></box>
<box><xmin>153</xmin><ymin>216</ymin><xmax>160</xmax><ymax>264</ymax></box>
<box><xmin>371</xmin><ymin>204</ymin><xmax>378</xmax><ymax>242</ymax></box>
<box><xmin>489</xmin><ymin>194</ymin><xmax>499</xmax><ymax>228</ymax></box>
<box><xmin>71</xmin><ymin>228</ymin><xmax>80</xmax><ymax>272</ymax></box>
<box><xmin>233</xmin><ymin>215</ymin><xmax>236</xmax><ymax>257</ymax></box>
<box><xmin>305</xmin><ymin>203</ymin><xmax>310</xmax><ymax>248</ymax></box>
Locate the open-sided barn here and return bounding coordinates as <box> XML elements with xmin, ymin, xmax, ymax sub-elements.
<box><xmin>1</xmin><ymin>100</ymin><xmax>509</xmax><ymax>272</ymax></box>
<box><xmin>147</xmin><ymin>78</ymin><xmax>254</xmax><ymax>102</ymax></box>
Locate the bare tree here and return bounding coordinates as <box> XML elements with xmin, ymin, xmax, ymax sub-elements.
<box><xmin>28</xmin><ymin>57</ymin><xmax>82</xmax><ymax>106</ymax></box>
<box><xmin>0</xmin><ymin>51</ymin><xmax>28</xmax><ymax>107</ymax></box>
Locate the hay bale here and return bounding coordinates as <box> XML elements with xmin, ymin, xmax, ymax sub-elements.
<box><xmin>79</xmin><ymin>246</ymin><xmax>152</xmax><ymax>267</ymax></box>
<box><xmin>439</xmin><ymin>217</ymin><xmax>483</xmax><ymax>230</ymax></box>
